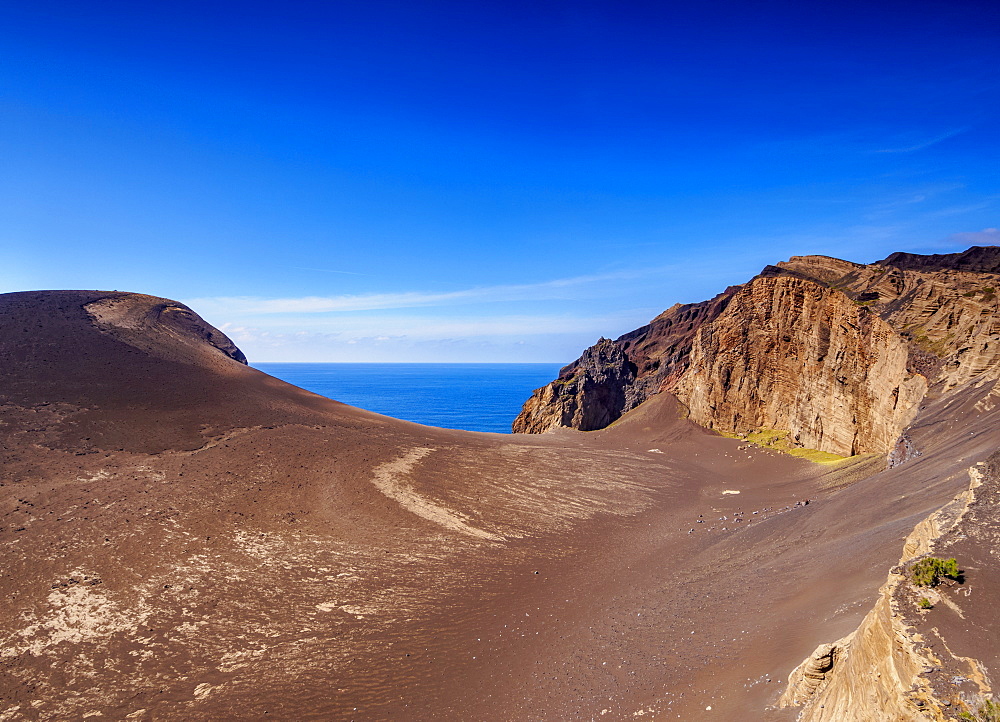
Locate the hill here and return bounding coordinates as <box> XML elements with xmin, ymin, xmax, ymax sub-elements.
<box><xmin>2</xmin><ymin>255</ymin><xmax>999</xmax><ymax>720</ymax></box>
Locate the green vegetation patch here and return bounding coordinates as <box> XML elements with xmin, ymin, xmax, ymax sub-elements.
<box><xmin>905</xmin><ymin>325</ymin><xmax>953</xmax><ymax>358</ymax></box>
<box><xmin>743</xmin><ymin>428</ymin><xmax>788</xmax><ymax>446</ymax></box>
<box><xmin>722</xmin><ymin>428</ymin><xmax>848</xmax><ymax>464</ymax></box>
<box><xmin>959</xmin><ymin>697</ymin><xmax>1000</xmax><ymax>722</ymax></box>
<box><xmin>961</xmin><ymin>288</ymin><xmax>996</xmax><ymax>303</ymax></box>
<box><xmin>910</xmin><ymin>556</ymin><xmax>960</xmax><ymax>587</ymax></box>
<box><xmin>786</xmin><ymin>448</ymin><xmax>849</xmax><ymax>463</ymax></box>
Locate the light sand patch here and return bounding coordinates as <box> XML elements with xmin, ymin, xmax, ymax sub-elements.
<box><xmin>339</xmin><ymin>604</ymin><xmax>377</xmax><ymax>618</ymax></box>
<box><xmin>3</xmin><ymin>575</ymin><xmax>149</xmax><ymax>658</ymax></box>
<box><xmin>371</xmin><ymin>448</ymin><xmax>503</xmax><ymax>541</ymax></box>
<box><xmin>218</xmin><ymin>647</ymin><xmax>268</xmax><ymax>673</ymax></box>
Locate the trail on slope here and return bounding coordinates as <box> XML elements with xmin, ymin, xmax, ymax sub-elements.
<box><xmin>371</xmin><ymin>447</ymin><xmax>503</xmax><ymax>542</ymax></box>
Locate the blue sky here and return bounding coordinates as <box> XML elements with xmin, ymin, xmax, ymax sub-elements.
<box><xmin>2</xmin><ymin>0</ymin><xmax>998</xmax><ymax>362</ymax></box>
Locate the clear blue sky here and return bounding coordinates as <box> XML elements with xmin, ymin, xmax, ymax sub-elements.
<box><xmin>2</xmin><ymin>0</ymin><xmax>998</xmax><ymax>362</ymax></box>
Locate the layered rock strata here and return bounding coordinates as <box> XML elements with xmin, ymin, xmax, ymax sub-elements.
<box><xmin>513</xmin><ymin>290</ymin><xmax>735</xmax><ymax>433</ymax></box>
<box><xmin>779</xmin><ymin>461</ymin><xmax>995</xmax><ymax>720</ymax></box>
<box><xmin>771</xmin><ymin>250</ymin><xmax>1000</xmax><ymax>390</ymax></box>
<box><xmin>675</xmin><ymin>275</ymin><xmax>926</xmax><ymax>456</ymax></box>
<box><xmin>514</xmin><ymin>246</ymin><xmax>1000</xmax><ymax>457</ymax></box>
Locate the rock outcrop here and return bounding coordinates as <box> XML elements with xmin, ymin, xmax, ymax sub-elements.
<box><xmin>513</xmin><ymin>337</ymin><xmax>636</xmax><ymax>432</ymax></box>
<box><xmin>780</xmin><ymin>461</ymin><xmax>994</xmax><ymax>720</ymax></box>
<box><xmin>514</xmin><ymin>246</ymin><xmax>1000</xmax><ymax>458</ymax></box>
<box><xmin>880</xmin><ymin>245</ymin><xmax>1000</xmax><ymax>274</ymax></box>
<box><xmin>674</xmin><ymin>275</ymin><xmax>926</xmax><ymax>456</ymax></box>
<box><xmin>512</xmin><ymin>290</ymin><xmax>736</xmax><ymax>433</ymax></box>
<box><xmin>771</xmin><ymin>251</ymin><xmax>1000</xmax><ymax>390</ymax></box>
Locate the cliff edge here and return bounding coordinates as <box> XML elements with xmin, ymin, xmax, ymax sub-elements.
<box><xmin>780</xmin><ymin>456</ymin><xmax>998</xmax><ymax>720</ymax></box>
<box><xmin>514</xmin><ymin>247</ymin><xmax>1000</xmax><ymax>458</ymax></box>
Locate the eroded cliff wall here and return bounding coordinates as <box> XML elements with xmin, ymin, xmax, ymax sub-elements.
<box><xmin>780</xmin><ymin>462</ymin><xmax>994</xmax><ymax>720</ymax></box>
<box><xmin>512</xmin><ymin>338</ymin><xmax>636</xmax><ymax>433</ymax></box>
<box><xmin>674</xmin><ymin>275</ymin><xmax>926</xmax><ymax>456</ymax></box>
<box><xmin>770</xmin><ymin>250</ymin><xmax>1000</xmax><ymax>390</ymax></box>
<box><xmin>514</xmin><ymin>247</ymin><xmax>1000</xmax><ymax>459</ymax></box>
<box><xmin>512</xmin><ymin>291</ymin><xmax>735</xmax><ymax>433</ymax></box>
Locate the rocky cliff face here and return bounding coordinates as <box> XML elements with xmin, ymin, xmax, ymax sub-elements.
<box><xmin>780</xmin><ymin>460</ymin><xmax>995</xmax><ymax>720</ymax></box>
<box><xmin>512</xmin><ymin>337</ymin><xmax>636</xmax><ymax>432</ymax></box>
<box><xmin>675</xmin><ymin>275</ymin><xmax>926</xmax><ymax>456</ymax></box>
<box><xmin>514</xmin><ymin>246</ymin><xmax>1000</xmax><ymax>458</ymax></box>
<box><xmin>512</xmin><ymin>290</ymin><xmax>735</xmax><ymax>433</ymax></box>
<box><xmin>769</xmin><ymin>250</ymin><xmax>1000</xmax><ymax>390</ymax></box>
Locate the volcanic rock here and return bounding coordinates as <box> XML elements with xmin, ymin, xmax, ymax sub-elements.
<box><xmin>514</xmin><ymin>247</ymin><xmax>1000</xmax><ymax>457</ymax></box>
<box><xmin>675</xmin><ymin>274</ymin><xmax>926</xmax><ymax>456</ymax></box>
<box><xmin>512</xmin><ymin>337</ymin><xmax>636</xmax><ymax>432</ymax></box>
<box><xmin>4</xmin><ymin>265</ymin><xmax>1000</xmax><ymax>720</ymax></box>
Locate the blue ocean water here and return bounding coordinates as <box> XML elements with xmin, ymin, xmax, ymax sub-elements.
<box><xmin>253</xmin><ymin>363</ymin><xmax>563</xmax><ymax>433</ymax></box>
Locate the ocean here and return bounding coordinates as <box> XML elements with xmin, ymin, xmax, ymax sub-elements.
<box><xmin>252</xmin><ymin>363</ymin><xmax>564</xmax><ymax>434</ymax></box>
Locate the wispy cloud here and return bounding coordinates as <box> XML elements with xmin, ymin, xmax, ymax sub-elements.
<box><xmin>290</xmin><ymin>266</ymin><xmax>374</xmax><ymax>276</ymax></box>
<box><xmin>185</xmin><ymin>268</ymin><xmax>677</xmax><ymax>316</ymax></box>
<box><xmin>875</xmin><ymin>127</ymin><xmax>969</xmax><ymax>154</ymax></box>
<box><xmin>862</xmin><ymin>183</ymin><xmax>967</xmax><ymax>220</ymax></box>
<box><xmin>220</xmin><ymin>308</ymin><xmax>656</xmax><ymax>340</ymax></box>
<box><xmin>218</xmin><ymin>307</ymin><xmax>661</xmax><ymax>363</ymax></box>
<box><xmin>944</xmin><ymin>227</ymin><xmax>1000</xmax><ymax>246</ymax></box>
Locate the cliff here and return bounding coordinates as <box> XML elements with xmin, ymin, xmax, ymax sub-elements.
<box><xmin>771</xmin><ymin>249</ymin><xmax>1000</xmax><ymax>390</ymax></box>
<box><xmin>675</xmin><ymin>275</ymin><xmax>926</xmax><ymax>456</ymax></box>
<box><xmin>511</xmin><ymin>337</ymin><xmax>635</xmax><ymax>432</ymax></box>
<box><xmin>512</xmin><ymin>290</ymin><xmax>736</xmax><ymax>433</ymax></box>
<box><xmin>780</xmin><ymin>458</ymin><xmax>997</xmax><ymax>720</ymax></box>
<box><xmin>514</xmin><ymin>246</ymin><xmax>1000</xmax><ymax>457</ymax></box>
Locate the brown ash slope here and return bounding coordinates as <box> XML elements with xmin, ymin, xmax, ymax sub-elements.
<box><xmin>514</xmin><ymin>246</ymin><xmax>1000</xmax><ymax>457</ymax></box>
<box><xmin>2</xmin><ymin>285</ymin><xmax>1000</xmax><ymax>721</ymax></box>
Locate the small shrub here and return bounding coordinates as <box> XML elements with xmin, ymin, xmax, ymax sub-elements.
<box><xmin>918</xmin><ymin>597</ymin><xmax>933</xmax><ymax>609</ymax></box>
<box><xmin>911</xmin><ymin>557</ymin><xmax>960</xmax><ymax>587</ymax></box>
<box><xmin>959</xmin><ymin>697</ymin><xmax>1000</xmax><ymax>722</ymax></box>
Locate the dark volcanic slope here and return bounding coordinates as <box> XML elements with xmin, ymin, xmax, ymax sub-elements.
<box><xmin>2</xmin><ymin>289</ymin><xmax>998</xmax><ymax>721</ymax></box>
<box><xmin>512</xmin><ymin>289</ymin><xmax>737</xmax><ymax>433</ymax></box>
<box><xmin>879</xmin><ymin>245</ymin><xmax>1000</xmax><ymax>274</ymax></box>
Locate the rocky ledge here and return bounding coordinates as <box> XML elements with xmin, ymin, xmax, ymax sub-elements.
<box><xmin>780</xmin><ymin>456</ymin><xmax>998</xmax><ymax>720</ymax></box>
<box><xmin>514</xmin><ymin>246</ymin><xmax>1000</xmax><ymax>457</ymax></box>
